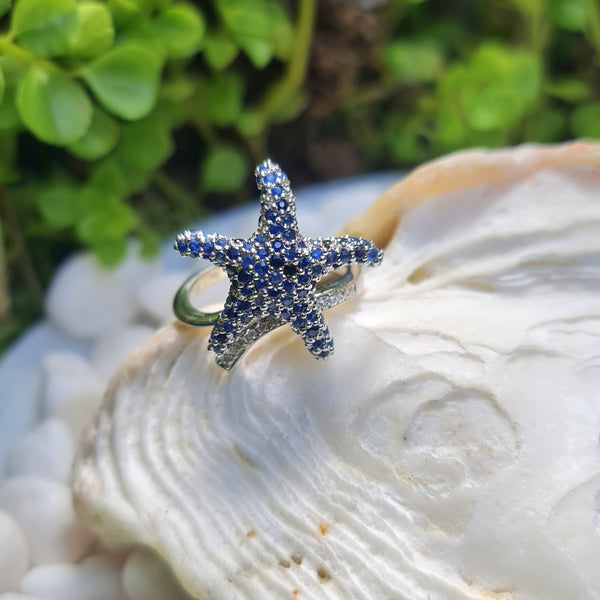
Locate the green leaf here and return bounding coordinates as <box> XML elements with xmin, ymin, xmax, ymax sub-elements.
<box><xmin>548</xmin><ymin>0</ymin><xmax>588</xmax><ymax>31</ymax></box>
<box><xmin>269</xmin><ymin>88</ymin><xmax>308</xmax><ymax>123</ymax></box>
<box><xmin>570</xmin><ymin>103</ymin><xmax>600</xmax><ymax>139</ymax></box>
<box><xmin>203</xmin><ymin>32</ymin><xmax>239</xmax><ymax>71</ymax></box>
<box><xmin>83</xmin><ymin>44</ymin><xmax>163</xmax><ymax>120</ymax></box>
<box><xmin>545</xmin><ymin>78</ymin><xmax>592</xmax><ymax>102</ymax></box>
<box><xmin>36</xmin><ymin>183</ymin><xmax>79</xmax><ymax>227</ymax></box>
<box><xmin>116</xmin><ymin>114</ymin><xmax>173</xmax><ymax>171</ymax></box>
<box><xmin>89</xmin><ymin>159</ymin><xmax>130</xmax><ymax>196</ymax></box>
<box><xmin>12</xmin><ymin>0</ymin><xmax>78</xmax><ymax>57</ymax></box>
<box><xmin>92</xmin><ymin>237</ymin><xmax>128</xmax><ymax>266</ymax></box>
<box><xmin>238</xmin><ymin>36</ymin><xmax>273</xmax><ymax>69</ymax></box>
<box><xmin>384</xmin><ymin>39</ymin><xmax>444</xmax><ymax>84</ymax></box>
<box><xmin>67</xmin><ymin>2</ymin><xmax>114</xmax><ymax>58</ymax></box>
<box><xmin>201</xmin><ymin>145</ymin><xmax>248</xmax><ymax>193</ymax></box>
<box><xmin>0</xmin><ymin>0</ymin><xmax>11</xmax><ymax>19</ymax></box>
<box><xmin>17</xmin><ymin>67</ymin><xmax>92</xmax><ymax>145</ymax></box>
<box><xmin>76</xmin><ymin>189</ymin><xmax>138</xmax><ymax>242</ymax></box>
<box><xmin>0</xmin><ymin>67</ymin><xmax>5</xmax><ymax>106</ymax></box>
<box><xmin>108</xmin><ymin>0</ymin><xmax>143</xmax><ymax>26</ymax></box>
<box><xmin>68</xmin><ymin>107</ymin><xmax>120</xmax><ymax>160</ymax></box>
<box><xmin>146</xmin><ymin>4</ymin><xmax>205</xmax><ymax>59</ymax></box>
<box><xmin>463</xmin><ymin>87</ymin><xmax>522</xmax><ymax>131</ymax></box>
<box><xmin>138</xmin><ymin>227</ymin><xmax>160</xmax><ymax>260</ymax></box>
<box><xmin>236</xmin><ymin>110</ymin><xmax>266</xmax><ymax>136</ymax></box>
<box><xmin>525</xmin><ymin>108</ymin><xmax>565</xmax><ymax>142</ymax></box>
<box><xmin>197</xmin><ymin>73</ymin><xmax>244</xmax><ymax>126</ymax></box>
<box><xmin>0</xmin><ymin>59</ymin><xmax>24</xmax><ymax>131</ymax></box>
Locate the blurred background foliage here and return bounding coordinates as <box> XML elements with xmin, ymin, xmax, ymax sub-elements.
<box><xmin>0</xmin><ymin>0</ymin><xmax>599</xmax><ymax>350</ymax></box>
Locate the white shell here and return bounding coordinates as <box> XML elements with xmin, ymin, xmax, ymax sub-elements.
<box><xmin>73</xmin><ymin>143</ymin><xmax>600</xmax><ymax>600</ymax></box>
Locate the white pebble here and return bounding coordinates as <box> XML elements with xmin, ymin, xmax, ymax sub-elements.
<box><xmin>0</xmin><ymin>477</ymin><xmax>93</xmax><ymax>566</ymax></box>
<box><xmin>122</xmin><ymin>549</ymin><xmax>192</xmax><ymax>600</ymax></box>
<box><xmin>5</xmin><ymin>419</ymin><xmax>74</xmax><ymax>483</ymax></box>
<box><xmin>0</xmin><ymin>511</ymin><xmax>29</xmax><ymax>593</ymax></box>
<box><xmin>45</xmin><ymin>249</ymin><xmax>160</xmax><ymax>341</ymax></box>
<box><xmin>135</xmin><ymin>271</ymin><xmax>190</xmax><ymax>325</ymax></box>
<box><xmin>39</xmin><ymin>353</ymin><xmax>105</xmax><ymax>438</ymax></box>
<box><xmin>90</xmin><ymin>325</ymin><xmax>155</xmax><ymax>381</ymax></box>
<box><xmin>21</xmin><ymin>555</ymin><xmax>126</xmax><ymax>600</ymax></box>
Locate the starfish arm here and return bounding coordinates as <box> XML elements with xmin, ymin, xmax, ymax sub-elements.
<box><xmin>174</xmin><ymin>232</ymin><xmax>245</xmax><ymax>268</ymax></box>
<box><xmin>304</xmin><ymin>235</ymin><xmax>384</xmax><ymax>275</ymax></box>
<box><xmin>288</xmin><ymin>302</ymin><xmax>334</xmax><ymax>359</ymax></box>
<box><xmin>207</xmin><ymin>293</ymin><xmax>247</xmax><ymax>357</ymax></box>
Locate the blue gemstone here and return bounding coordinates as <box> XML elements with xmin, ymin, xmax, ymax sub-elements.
<box><xmin>285</xmin><ymin>247</ymin><xmax>296</xmax><ymax>260</ymax></box>
<box><xmin>241</xmin><ymin>254</ymin><xmax>254</xmax><ymax>269</ymax></box>
<box><xmin>177</xmin><ymin>240</ymin><xmax>187</xmax><ymax>253</ymax></box>
<box><xmin>297</xmin><ymin>289</ymin><xmax>308</xmax><ymax>298</ymax></box>
<box><xmin>312</xmin><ymin>339</ymin><xmax>324</xmax><ymax>348</ymax></box>
<box><xmin>340</xmin><ymin>249</ymin><xmax>351</xmax><ymax>262</ymax></box>
<box><xmin>216</xmin><ymin>238</ymin><xmax>227</xmax><ymax>247</ymax></box>
<box><xmin>255</xmin><ymin>261</ymin><xmax>268</xmax><ymax>275</ymax></box>
<box><xmin>254</xmin><ymin>294</ymin><xmax>265</xmax><ymax>306</ymax></box>
<box><xmin>306</xmin><ymin>327</ymin><xmax>319</xmax><ymax>338</ymax></box>
<box><xmin>264</xmin><ymin>172</ymin><xmax>276</xmax><ymax>185</ymax></box>
<box><xmin>269</xmin><ymin>224</ymin><xmax>284</xmax><ymax>236</ymax></box>
<box><xmin>255</xmin><ymin>278</ymin><xmax>268</xmax><ymax>290</ymax></box>
<box><xmin>283</xmin><ymin>230</ymin><xmax>296</xmax><ymax>241</ymax></box>
<box><xmin>238</xmin><ymin>269</ymin><xmax>252</xmax><ymax>284</ymax></box>
<box><xmin>307</xmin><ymin>311</ymin><xmax>319</xmax><ymax>322</ymax></box>
<box><xmin>270</xmin><ymin>255</ymin><xmax>284</xmax><ymax>268</ymax></box>
<box><xmin>202</xmin><ymin>241</ymin><xmax>214</xmax><ymax>255</ymax></box>
<box><xmin>312</xmin><ymin>265</ymin><xmax>323</xmax><ymax>276</ymax></box>
<box><xmin>256</xmin><ymin>247</ymin><xmax>268</xmax><ymax>258</ymax></box>
<box><xmin>240</xmin><ymin>286</ymin><xmax>253</xmax><ymax>296</ymax></box>
<box><xmin>293</xmin><ymin>303</ymin><xmax>304</xmax><ymax>314</ymax></box>
<box><xmin>298</xmin><ymin>257</ymin><xmax>311</xmax><ymax>269</ymax></box>
<box><xmin>253</xmin><ymin>307</ymin><xmax>262</xmax><ymax>316</ymax></box>
<box><xmin>255</xmin><ymin>234</ymin><xmax>266</xmax><ymax>245</ymax></box>
<box><xmin>282</xmin><ymin>214</ymin><xmax>294</xmax><ymax>226</ymax></box>
<box><xmin>298</xmin><ymin>241</ymin><xmax>306</xmax><ymax>249</ymax></box>
<box><xmin>243</xmin><ymin>242</ymin><xmax>253</xmax><ymax>251</ymax></box>
<box><xmin>272</xmin><ymin>240</ymin><xmax>284</xmax><ymax>251</ymax></box>
<box><xmin>277</xmin><ymin>170</ymin><xmax>286</xmax><ymax>179</ymax></box>
<box><xmin>294</xmin><ymin>318</ymin><xmax>307</xmax><ymax>329</ymax></box>
<box><xmin>298</xmin><ymin>274</ymin><xmax>310</xmax><ymax>284</ymax></box>
<box><xmin>215</xmin><ymin>333</ymin><xmax>228</xmax><ymax>344</ymax></box>
<box><xmin>265</xmin><ymin>210</ymin><xmax>278</xmax><ymax>222</ymax></box>
<box><xmin>326</xmin><ymin>252</ymin><xmax>338</xmax><ymax>265</ymax></box>
<box><xmin>258</xmin><ymin>164</ymin><xmax>269</xmax><ymax>174</ymax></box>
<box><xmin>311</xmin><ymin>249</ymin><xmax>322</xmax><ymax>260</ymax></box>
<box><xmin>319</xmin><ymin>350</ymin><xmax>330</xmax><ymax>358</ymax></box>
<box><xmin>367</xmin><ymin>248</ymin><xmax>379</xmax><ymax>261</ymax></box>
<box><xmin>189</xmin><ymin>239</ymin><xmax>200</xmax><ymax>254</ymax></box>
<box><xmin>281</xmin><ymin>295</ymin><xmax>294</xmax><ymax>307</ymax></box>
<box><xmin>268</xmin><ymin>288</ymin><xmax>280</xmax><ymax>298</ymax></box>
<box><xmin>283</xmin><ymin>264</ymin><xmax>297</xmax><ymax>276</ymax></box>
<box><xmin>237</xmin><ymin>300</ymin><xmax>251</xmax><ymax>311</ymax></box>
<box><xmin>227</xmin><ymin>247</ymin><xmax>240</xmax><ymax>260</ymax></box>
<box><xmin>272</xmin><ymin>186</ymin><xmax>283</xmax><ymax>197</ymax></box>
<box><xmin>283</xmin><ymin>280</ymin><xmax>295</xmax><ymax>293</ymax></box>
<box><xmin>223</xmin><ymin>308</ymin><xmax>235</xmax><ymax>319</ymax></box>
<box><xmin>355</xmin><ymin>246</ymin><xmax>366</xmax><ymax>259</ymax></box>
<box><xmin>269</xmin><ymin>272</ymin><xmax>282</xmax><ymax>285</ymax></box>
<box><xmin>281</xmin><ymin>309</ymin><xmax>291</xmax><ymax>320</ymax></box>
<box><xmin>277</xmin><ymin>199</ymin><xmax>287</xmax><ymax>210</ymax></box>
<box><xmin>222</xmin><ymin>321</ymin><xmax>234</xmax><ymax>333</ymax></box>
<box><xmin>240</xmin><ymin>313</ymin><xmax>251</xmax><ymax>324</ymax></box>
<box><xmin>215</xmin><ymin>251</ymin><xmax>226</xmax><ymax>265</ymax></box>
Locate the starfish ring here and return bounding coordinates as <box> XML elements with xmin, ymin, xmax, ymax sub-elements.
<box><xmin>173</xmin><ymin>159</ymin><xmax>384</xmax><ymax>370</ymax></box>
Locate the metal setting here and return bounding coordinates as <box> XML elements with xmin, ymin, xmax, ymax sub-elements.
<box><xmin>174</xmin><ymin>159</ymin><xmax>384</xmax><ymax>370</ymax></box>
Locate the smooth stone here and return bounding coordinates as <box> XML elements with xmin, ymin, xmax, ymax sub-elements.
<box><xmin>20</xmin><ymin>555</ymin><xmax>126</xmax><ymax>600</ymax></box>
<box><xmin>0</xmin><ymin>477</ymin><xmax>93</xmax><ymax>566</ymax></box>
<box><xmin>122</xmin><ymin>549</ymin><xmax>192</xmax><ymax>600</ymax></box>
<box><xmin>90</xmin><ymin>325</ymin><xmax>155</xmax><ymax>381</ymax></box>
<box><xmin>45</xmin><ymin>249</ymin><xmax>160</xmax><ymax>341</ymax></box>
<box><xmin>0</xmin><ymin>511</ymin><xmax>29</xmax><ymax>593</ymax></box>
<box><xmin>5</xmin><ymin>419</ymin><xmax>74</xmax><ymax>483</ymax></box>
<box><xmin>39</xmin><ymin>353</ymin><xmax>105</xmax><ymax>438</ymax></box>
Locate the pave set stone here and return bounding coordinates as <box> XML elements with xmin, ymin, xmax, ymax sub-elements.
<box><xmin>175</xmin><ymin>159</ymin><xmax>383</xmax><ymax>367</ymax></box>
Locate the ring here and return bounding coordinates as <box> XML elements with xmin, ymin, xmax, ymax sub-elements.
<box><xmin>173</xmin><ymin>159</ymin><xmax>384</xmax><ymax>371</ymax></box>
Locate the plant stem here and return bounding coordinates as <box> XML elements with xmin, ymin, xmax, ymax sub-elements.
<box><xmin>585</xmin><ymin>0</ymin><xmax>600</xmax><ymax>55</ymax></box>
<box><xmin>152</xmin><ymin>170</ymin><xmax>206</xmax><ymax>220</ymax></box>
<box><xmin>0</xmin><ymin>36</ymin><xmax>59</xmax><ymax>72</ymax></box>
<box><xmin>255</xmin><ymin>0</ymin><xmax>316</xmax><ymax>121</ymax></box>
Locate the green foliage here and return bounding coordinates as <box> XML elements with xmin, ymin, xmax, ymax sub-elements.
<box><xmin>201</xmin><ymin>145</ymin><xmax>249</xmax><ymax>193</ymax></box>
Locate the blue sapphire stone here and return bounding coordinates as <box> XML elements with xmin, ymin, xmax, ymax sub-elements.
<box><xmin>281</xmin><ymin>309</ymin><xmax>291</xmax><ymax>320</ymax></box>
<box><xmin>238</xmin><ymin>269</ymin><xmax>252</xmax><ymax>284</ymax></box>
<box><xmin>222</xmin><ymin>321</ymin><xmax>234</xmax><ymax>333</ymax></box>
<box><xmin>297</xmin><ymin>289</ymin><xmax>308</xmax><ymax>298</ymax></box>
<box><xmin>355</xmin><ymin>246</ymin><xmax>366</xmax><ymax>259</ymax></box>
<box><xmin>256</xmin><ymin>247</ymin><xmax>268</xmax><ymax>258</ymax></box>
<box><xmin>285</xmin><ymin>247</ymin><xmax>296</xmax><ymax>260</ymax></box>
<box><xmin>312</xmin><ymin>339</ymin><xmax>324</xmax><ymax>348</ymax></box>
<box><xmin>293</xmin><ymin>303</ymin><xmax>304</xmax><ymax>314</ymax></box>
<box><xmin>298</xmin><ymin>274</ymin><xmax>310</xmax><ymax>284</ymax></box>
<box><xmin>265</xmin><ymin>210</ymin><xmax>278</xmax><ymax>222</ymax></box>
<box><xmin>283</xmin><ymin>280</ymin><xmax>295</xmax><ymax>293</ymax></box>
<box><xmin>326</xmin><ymin>252</ymin><xmax>338</xmax><ymax>265</ymax></box>
<box><xmin>269</xmin><ymin>224</ymin><xmax>284</xmax><ymax>236</ymax></box>
<box><xmin>215</xmin><ymin>333</ymin><xmax>228</xmax><ymax>344</ymax></box>
<box><xmin>243</xmin><ymin>241</ymin><xmax>253</xmax><ymax>251</ymax></box>
<box><xmin>177</xmin><ymin>240</ymin><xmax>187</xmax><ymax>253</ymax></box>
<box><xmin>272</xmin><ymin>185</ymin><xmax>283</xmax><ymax>197</ymax></box>
<box><xmin>283</xmin><ymin>264</ymin><xmax>297</xmax><ymax>276</ymax></box>
<box><xmin>189</xmin><ymin>239</ymin><xmax>200</xmax><ymax>254</ymax></box>
<box><xmin>255</xmin><ymin>261</ymin><xmax>268</xmax><ymax>275</ymax></box>
<box><xmin>283</xmin><ymin>229</ymin><xmax>296</xmax><ymax>241</ymax></box>
<box><xmin>268</xmin><ymin>288</ymin><xmax>280</xmax><ymax>298</ymax></box>
<box><xmin>258</xmin><ymin>164</ymin><xmax>269</xmax><ymax>174</ymax></box>
<box><xmin>216</xmin><ymin>237</ymin><xmax>227</xmax><ymax>247</ymax></box>
<box><xmin>253</xmin><ymin>307</ymin><xmax>262</xmax><ymax>316</ymax></box>
<box><xmin>272</xmin><ymin>240</ymin><xmax>284</xmax><ymax>251</ymax></box>
<box><xmin>255</xmin><ymin>234</ymin><xmax>266</xmax><ymax>245</ymax></box>
<box><xmin>254</xmin><ymin>278</ymin><xmax>268</xmax><ymax>290</ymax></box>
<box><xmin>294</xmin><ymin>318</ymin><xmax>306</xmax><ymax>329</ymax></box>
<box><xmin>298</xmin><ymin>257</ymin><xmax>311</xmax><ymax>269</ymax></box>
<box><xmin>237</xmin><ymin>300</ymin><xmax>251</xmax><ymax>311</ymax></box>
<box><xmin>311</xmin><ymin>249</ymin><xmax>322</xmax><ymax>260</ymax></box>
<box><xmin>241</xmin><ymin>254</ymin><xmax>254</xmax><ymax>269</ymax></box>
<box><xmin>277</xmin><ymin>170</ymin><xmax>286</xmax><ymax>179</ymax></box>
<box><xmin>306</xmin><ymin>327</ymin><xmax>319</xmax><ymax>338</ymax></box>
<box><xmin>215</xmin><ymin>251</ymin><xmax>226</xmax><ymax>265</ymax></box>
<box><xmin>264</xmin><ymin>172</ymin><xmax>276</xmax><ymax>185</ymax></box>
<box><xmin>228</xmin><ymin>247</ymin><xmax>240</xmax><ymax>260</ymax></box>
<box><xmin>307</xmin><ymin>311</ymin><xmax>319</xmax><ymax>322</ymax></box>
<box><xmin>269</xmin><ymin>272</ymin><xmax>282</xmax><ymax>284</ymax></box>
<box><xmin>282</xmin><ymin>214</ymin><xmax>294</xmax><ymax>226</ymax></box>
<box><xmin>240</xmin><ymin>286</ymin><xmax>253</xmax><ymax>296</ymax></box>
<box><xmin>340</xmin><ymin>249</ymin><xmax>351</xmax><ymax>262</ymax></box>
<box><xmin>281</xmin><ymin>295</ymin><xmax>293</xmax><ymax>307</ymax></box>
<box><xmin>254</xmin><ymin>294</ymin><xmax>265</xmax><ymax>306</ymax></box>
<box><xmin>367</xmin><ymin>248</ymin><xmax>379</xmax><ymax>262</ymax></box>
<box><xmin>223</xmin><ymin>307</ymin><xmax>235</xmax><ymax>319</ymax></box>
<box><xmin>270</xmin><ymin>255</ymin><xmax>284</xmax><ymax>268</ymax></box>
<box><xmin>312</xmin><ymin>265</ymin><xmax>323</xmax><ymax>276</ymax></box>
<box><xmin>202</xmin><ymin>241</ymin><xmax>214</xmax><ymax>255</ymax></box>
<box><xmin>277</xmin><ymin>199</ymin><xmax>287</xmax><ymax>210</ymax></box>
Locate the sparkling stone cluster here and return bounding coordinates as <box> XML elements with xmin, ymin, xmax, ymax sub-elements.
<box><xmin>175</xmin><ymin>159</ymin><xmax>383</xmax><ymax>368</ymax></box>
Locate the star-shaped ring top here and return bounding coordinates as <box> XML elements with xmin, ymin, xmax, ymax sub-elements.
<box><xmin>174</xmin><ymin>159</ymin><xmax>383</xmax><ymax>369</ymax></box>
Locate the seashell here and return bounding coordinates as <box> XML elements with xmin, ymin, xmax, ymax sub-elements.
<box><xmin>74</xmin><ymin>142</ymin><xmax>600</xmax><ymax>600</ymax></box>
